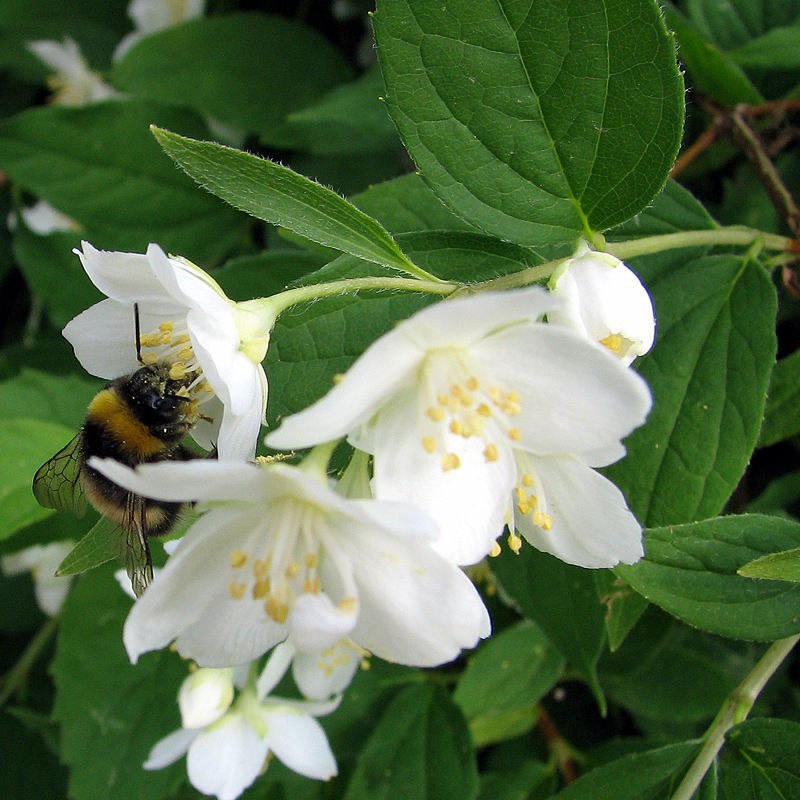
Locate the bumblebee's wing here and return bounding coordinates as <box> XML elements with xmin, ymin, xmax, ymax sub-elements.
<box><xmin>120</xmin><ymin>492</ymin><xmax>154</xmax><ymax>598</ymax></box>
<box><xmin>32</xmin><ymin>433</ymin><xmax>88</xmax><ymax>517</ymax></box>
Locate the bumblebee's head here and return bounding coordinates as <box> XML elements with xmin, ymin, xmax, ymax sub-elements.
<box><xmin>122</xmin><ymin>364</ymin><xmax>200</xmax><ymax>433</ymax></box>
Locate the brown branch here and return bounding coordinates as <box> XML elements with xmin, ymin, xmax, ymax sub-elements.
<box><xmin>671</xmin><ymin>124</ymin><xmax>721</xmax><ymax>177</ymax></box>
<box><xmin>538</xmin><ymin>703</ymin><xmax>579</xmax><ymax>784</ymax></box>
<box><xmin>729</xmin><ymin>105</ymin><xmax>800</xmax><ymax>237</ymax></box>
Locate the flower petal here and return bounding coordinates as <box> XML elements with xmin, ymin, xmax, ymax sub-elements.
<box><xmin>397</xmin><ymin>286</ymin><xmax>557</xmax><ymax>348</ymax></box>
<box><xmin>266</xmin><ymin>326</ymin><xmax>422</xmax><ymax>449</ymax></box>
<box><xmin>187</xmin><ymin>715</ymin><xmax>268</xmax><ymax>800</ymax></box>
<box><xmin>123</xmin><ymin>508</ymin><xmax>279</xmax><ymax>664</ymax></box>
<box><xmin>516</xmin><ymin>454</ymin><xmax>644</xmax><ymax>568</ymax></box>
<box><xmin>264</xmin><ymin>710</ymin><xmax>337</xmax><ymax>780</ymax></box>
<box><xmin>256</xmin><ymin>642</ymin><xmax>295</xmax><ymax>700</ymax></box>
<box><xmin>289</xmin><ymin>592</ymin><xmax>357</xmax><ymax>655</ymax></box>
<box><xmin>334</xmin><ymin>519</ymin><xmax>491</xmax><ymax>666</ymax></box>
<box><xmin>144</xmin><ymin>727</ymin><xmax>197</xmax><ymax>770</ymax></box>
<box><xmin>213</xmin><ymin>370</ymin><xmax>265</xmax><ymax>461</ymax></box>
<box><xmin>369</xmin><ymin>388</ymin><xmax>515</xmax><ymax>564</ymax></box>
<box><xmin>473</xmin><ymin>323</ymin><xmax>652</xmax><ymax>456</ymax></box>
<box><xmin>292</xmin><ymin>640</ymin><xmax>362</xmax><ymax>701</ymax></box>
<box><xmin>75</xmin><ymin>242</ymin><xmax>183</xmax><ymax>311</ymax></box>
<box><xmin>88</xmin><ymin>458</ymin><xmax>263</xmax><ymax>503</ymax></box>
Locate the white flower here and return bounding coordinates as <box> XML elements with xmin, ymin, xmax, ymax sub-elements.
<box><xmin>267</xmin><ymin>287</ymin><xmax>652</xmax><ymax>569</ymax></box>
<box><xmin>7</xmin><ymin>200</ymin><xmax>78</xmax><ymax>235</ymax></box>
<box><xmin>2</xmin><ymin>541</ymin><xmax>75</xmax><ymax>615</ymax></box>
<box><xmin>145</xmin><ymin>660</ymin><xmax>336</xmax><ymax>800</ymax></box>
<box><xmin>63</xmin><ymin>242</ymin><xmax>273</xmax><ymax>460</ymax></box>
<box><xmin>179</xmin><ymin>668</ymin><xmax>236</xmax><ymax>729</ymax></box>
<box><xmin>547</xmin><ymin>242</ymin><xmax>655</xmax><ymax>365</ymax></box>
<box><xmin>260</xmin><ymin>639</ymin><xmax>362</xmax><ymax>702</ymax></box>
<box><xmin>115</xmin><ymin>0</ymin><xmax>206</xmax><ymax>60</ymax></box>
<box><xmin>88</xmin><ymin>456</ymin><xmax>490</xmax><ymax>668</ymax></box>
<box><xmin>27</xmin><ymin>38</ymin><xmax>118</xmax><ymax>106</ymax></box>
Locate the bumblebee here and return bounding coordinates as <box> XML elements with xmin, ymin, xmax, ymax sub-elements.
<box><xmin>33</xmin><ymin>360</ymin><xmax>205</xmax><ymax>597</ymax></box>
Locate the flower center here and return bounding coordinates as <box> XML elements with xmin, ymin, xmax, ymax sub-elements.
<box><xmin>225</xmin><ymin>502</ymin><xmax>356</xmax><ymax>626</ymax></box>
<box><xmin>138</xmin><ymin>319</ymin><xmax>214</xmax><ymax>404</ymax></box>
<box><xmin>419</xmin><ymin>354</ymin><xmax>522</xmax><ymax>472</ymax></box>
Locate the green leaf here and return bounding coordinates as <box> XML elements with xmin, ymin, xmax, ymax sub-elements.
<box><xmin>352</xmin><ymin>173</ymin><xmax>479</xmax><ymax>235</ymax></box>
<box><xmin>477</xmin><ymin>761</ymin><xmax>549</xmax><ymax>800</ymax></box>
<box><xmin>595</xmin><ymin>571</ymin><xmax>649</xmax><ymax>652</ymax></box>
<box><xmin>738</xmin><ymin>547</ymin><xmax>800</xmax><ymax>582</ymax></box>
<box><xmin>343</xmin><ymin>683</ymin><xmax>478</xmax><ymax>800</ymax></box>
<box><xmin>111</xmin><ymin>13</ymin><xmax>352</xmax><ymax>146</ymax></box>
<box><xmin>0</xmin><ymin>418</ymin><xmax>77</xmax><ymax>540</ymax></box>
<box><xmin>373</xmin><ymin>0</ymin><xmax>684</xmax><ymax>245</ymax></box>
<box><xmin>285</xmin><ymin>65</ymin><xmax>400</xmax><ymax>155</ymax></box>
<box><xmin>599</xmin><ymin>611</ymin><xmax>753</xmax><ymax>723</ymax></box>
<box><xmin>665</xmin><ymin>6</ymin><xmax>764</xmax><ymax>105</ymax></box>
<box><xmin>453</xmin><ymin>620</ymin><xmax>564</xmax><ymax>746</ymax></box>
<box><xmin>605</xmin><ymin>254</ymin><xmax>776</xmax><ymax>527</ymax></box>
<box><xmin>52</xmin><ymin>568</ymin><xmax>188</xmax><ymax>800</ymax></box>
<box><xmin>616</xmin><ymin>514</ymin><xmax>800</xmax><ymax>640</ymax></box>
<box><xmin>550</xmin><ymin>741</ymin><xmax>697</xmax><ymax>799</ymax></box>
<box><xmin>152</xmin><ymin>127</ymin><xmax>424</xmax><ymax>277</ymax></box>
<box><xmin>0</xmin><ymin>712</ymin><xmax>67</xmax><ymax>800</ymax></box>
<box><xmin>0</xmin><ymin>369</ymin><xmax>98</xmax><ymax>429</ymax></box>
<box><xmin>0</xmin><ymin>102</ymin><xmax>247</xmax><ymax>264</ymax></box>
<box><xmin>56</xmin><ymin>517</ymin><xmax>117</xmax><ymax>577</ymax></box>
<box><xmin>760</xmin><ymin>348</ymin><xmax>800</xmax><ymax>447</ymax></box>
<box><xmin>686</xmin><ymin>0</ymin><xmax>800</xmax><ymax>51</ymax></box>
<box><xmin>12</xmin><ymin>227</ymin><xmax>101</xmax><ymax>330</ymax></box>
<box><xmin>730</xmin><ymin>24</ymin><xmax>800</xmax><ymax>70</ymax></box>
<box><xmin>720</xmin><ymin>718</ymin><xmax>800</xmax><ymax>797</ymax></box>
<box><xmin>491</xmin><ymin>547</ymin><xmax>607</xmax><ymax>712</ymax></box>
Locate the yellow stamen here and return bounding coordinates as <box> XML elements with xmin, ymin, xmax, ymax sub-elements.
<box><xmin>230</xmin><ymin>549</ymin><xmax>248</xmax><ymax>568</ymax></box>
<box><xmin>169</xmin><ymin>362</ymin><xmax>187</xmax><ymax>380</ymax></box>
<box><xmin>483</xmin><ymin>443</ymin><xmax>499</xmax><ymax>462</ymax></box>
<box><xmin>507</xmin><ymin>532</ymin><xmax>523</xmax><ymax>553</ymax></box>
<box><xmin>449</xmin><ymin>419</ymin><xmax>464</xmax><ymax>436</ymax></box>
<box><xmin>228</xmin><ymin>581</ymin><xmax>246</xmax><ymax>599</ymax></box>
<box><xmin>265</xmin><ymin>596</ymin><xmax>289</xmax><ymax>624</ymax></box>
<box><xmin>252</xmin><ymin>579</ymin><xmax>270</xmax><ymax>599</ymax></box>
<box><xmin>477</xmin><ymin>403</ymin><xmax>491</xmax><ymax>417</ymax></box>
<box><xmin>600</xmin><ymin>333</ymin><xmax>623</xmax><ymax>353</ymax></box>
<box><xmin>305</xmin><ymin>553</ymin><xmax>318</xmax><ymax>568</ymax></box>
<box><xmin>466</xmin><ymin>376</ymin><xmax>479</xmax><ymax>391</ymax></box>
<box><xmin>285</xmin><ymin>562</ymin><xmax>300</xmax><ymax>578</ymax></box>
<box><xmin>338</xmin><ymin>597</ymin><xmax>357</xmax><ymax>613</ymax></box>
<box><xmin>441</xmin><ymin>452</ymin><xmax>461</xmax><ymax>471</ymax></box>
<box><xmin>158</xmin><ymin>321</ymin><xmax>174</xmax><ymax>333</ymax></box>
<box><xmin>522</xmin><ymin>473</ymin><xmax>534</xmax><ymax>487</ymax></box>
<box><xmin>427</xmin><ymin>406</ymin><xmax>445</xmax><ymax>422</ymax></box>
<box><xmin>489</xmin><ymin>541</ymin><xmax>502</xmax><ymax>557</ymax></box>
<box><xmin>508</xmin><ymin>427</ymin><xmax>522</xmax><ymax>441</ymax></box>
<box><xmin>422</xmin><ymin>436</ymin><xmax>437</xmax><ymax>454</ymax></box>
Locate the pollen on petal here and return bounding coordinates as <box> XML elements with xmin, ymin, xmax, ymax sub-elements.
<box><xmin>265</xmin><ymin>596</ymin><xmax>289</xmax><ymax>624</ymax></box>
<box><xmin>600</xmin><ymin>333</ymin><xmax>623</xmax><ymax>353</ymax></box>
<box><xmin>441</xmin><ymin>452</ymin><xmax>461</xmax><ymax>471</ymax></box>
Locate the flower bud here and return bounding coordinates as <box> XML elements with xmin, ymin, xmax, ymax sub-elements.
<box><xmin>178</xmin><ymin>668</ymin><xmax>235</xmax><ymax>730</ymax></box>
<box><xmin>548</xmin><ymin>242</ymin><xmax>655</xmax><ymax>365</ymax></box>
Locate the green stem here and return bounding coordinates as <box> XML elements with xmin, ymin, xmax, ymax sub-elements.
<box><xmin>669</xmin><ymin>634</ymin><xmax>799</xmax><ymax>800</ymax></box>
<box><xmin>262</xmin><ymin>225</ymin><xmax>797</xmax><ymax>316</ymax></box>
<box><xmin>266</xmin><ymin>275</ymin><xmax>458</xmax><ymax>316</ymax></box>
<box><xmin>606</xmin><ymin>226</ymin><xmax>795</xmax><ymax>261</ymax></box>
<box><xmin>0</xmin><ymin>614</ymin><xmax>60</xmax><ymax>708</ymax></box>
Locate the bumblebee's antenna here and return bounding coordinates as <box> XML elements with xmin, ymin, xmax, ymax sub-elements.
<box><xmin>134</xmin><ymin>302</ymin><xmax>144</xmax><ymax>365</ymax></box>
